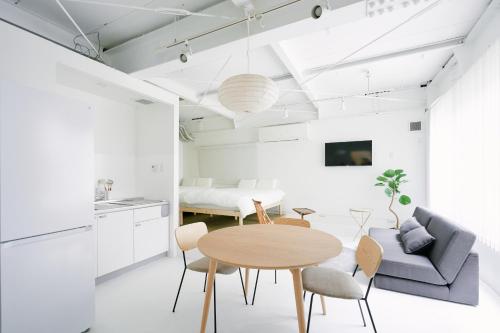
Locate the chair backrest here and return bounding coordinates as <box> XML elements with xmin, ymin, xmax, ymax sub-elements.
<box><xmin>253</xmin><ymin>199</ymin><xmax>273</xmax><ymax>224</ymax></box>
<box><xmin>356</xmin><ymin>235</ymin><xmax>384</xmax><ymax>279</ymax></box>
<box><xmin>274</xmin><ymin>217</ymin><xmax>311</xmax><ymax>228</ymax></box>
<box><xmin>175</xmin><ymin>222</ymin><xmax>208</xmax><ymax>251</ymax></box>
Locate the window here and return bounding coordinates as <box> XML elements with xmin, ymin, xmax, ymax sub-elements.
<box><xmin>429</xmin><ymin>39</ymin><xmax>500</xmax><ymax>251</ymax></box>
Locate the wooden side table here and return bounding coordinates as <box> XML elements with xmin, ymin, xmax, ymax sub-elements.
<box><xmin>293</xmin><ymin>208</ymin><xmax>316</xmax><ymax>219</ymax></box>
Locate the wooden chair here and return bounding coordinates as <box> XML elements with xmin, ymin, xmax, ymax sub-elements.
<box><xmin>302</xmin><ymin>235</ymin><xmax>384</xmax><ymax>333</ymax></box>
<box><xmin>172</xmin><ymin>222</ymin><xmax>248</xmax><ymax>332</ymax></box>
<box><xmin>253</xmin><ymin>199</ymin><xmax>273</xmax><ymax>224</ymax></box>
<box><xmin>274</xmin><ymin>217</ymin><xmax>311</xmax><ymax>228</ymax></box>
<box><xmin>251</xmin><ymin>200</ymin><xmax>312</xmax><ymax>305</ymax></box>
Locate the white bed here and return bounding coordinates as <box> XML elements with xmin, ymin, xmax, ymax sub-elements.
<box><xmin>179</xmin><ymin>186</ymin><xmax>285</xmax><ymax>225</ymax></box>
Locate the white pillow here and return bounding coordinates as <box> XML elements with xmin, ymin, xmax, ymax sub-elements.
<box><xmin>181</xmin><ymin>178</ymin><xmax>196</xmax><ymax>186</ymax></box>
<box><xmin>256</xmin><ymin>179</ymin><xmax>278</xmax><ymax>190</ymax></box>
<box><xmin>238</xmin><ymin>179</ymin><xmax>257</xmax><ymax>189</ymax></box>
<box><xmin>196</xmin><ymin>178</ymin><xmax>213</xmax><ymax>188</ymax></box>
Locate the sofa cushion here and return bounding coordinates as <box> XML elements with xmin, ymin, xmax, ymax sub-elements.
<box><xmin>426</xmin><ymin>215</ymin><xmax>476</xmax><ymax>283</ymax></box>
<box><xmin>369</xmin><ymin>228</ymin><xmax>447</xmax><ymax>285</ymax></box>
<box><xmin>400</xmin><ymin>217</ymin><xmax>421</xmax><ymax>237</ymax></box>
<box><xmin>401</xmin><ymin>226</ymin><xmax>435</xmax><ymax>254</ymax></box>
<box><xmin>413</xmin><ymin>207</ymin><xmax>434</xmax><ymax>227</ymax></box>
<box><xmin>374</xmin><ymin>274</ymin><xmax>450</xmax><ymax>301</ymax></box>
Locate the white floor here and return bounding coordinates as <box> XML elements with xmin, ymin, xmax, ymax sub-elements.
<box><xmin>91</xmin><ymin>215</ymin><xmax>500</xmax><ymax>333</ymax></box>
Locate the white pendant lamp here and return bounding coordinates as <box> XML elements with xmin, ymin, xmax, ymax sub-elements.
<box><xmin>218</xmin><ymin>17</ymin><xmax>279</xmax><ymax>113</ymax></box>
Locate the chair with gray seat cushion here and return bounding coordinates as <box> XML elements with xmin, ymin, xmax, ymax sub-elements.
<box><xmin>369</xmin><ymin>207</ymin><xmax>478</xmax><ymax>305</ymax></box>
<box><xmin>302</xmin><ymin>235</ymin><xmax>384</xmax><ymax>333</ymax></box>
<box><xmin>172</xmin><ymin>222</ymin><xmax>247</xmax><ymax>332</ymax></box>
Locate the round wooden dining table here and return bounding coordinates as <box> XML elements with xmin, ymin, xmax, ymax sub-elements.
<box><xmin>197</xmin><ymin>224</ymin><xmax>343</xmax><ymax>333</ymax></box>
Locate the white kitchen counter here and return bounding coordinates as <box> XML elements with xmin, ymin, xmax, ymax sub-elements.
<box><xmin>94</xmin><ymin>199</ymin><xmax>168</xmax><ymax>215</ymax></box>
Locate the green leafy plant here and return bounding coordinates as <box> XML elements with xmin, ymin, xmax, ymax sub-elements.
<box><xmin>375</xmin><ymin>169</ymin><xmax>412</xmax><ymax>229</ymax></box>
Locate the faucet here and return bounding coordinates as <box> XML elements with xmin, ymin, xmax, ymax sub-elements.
<box><xmin>96</xmin><ymin>179</ymin><xmax>114</xmax><ymax>201</ymax></box>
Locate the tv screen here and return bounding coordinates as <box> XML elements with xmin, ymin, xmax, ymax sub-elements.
<box><xmin>325</xmin><ymin>141</ymin><xmax>372</xmax><ymax>166</ymax></box>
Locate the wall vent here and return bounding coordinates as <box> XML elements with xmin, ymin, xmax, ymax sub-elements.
<box><xmin>135</xmin><ymin>99</ymin><xmax>154</xmax><ymax>105</ymax></box>
<box><xmin>409</xmin><ymin>121</ymin><xmax>422</xmax><ymax>132</ymax></box>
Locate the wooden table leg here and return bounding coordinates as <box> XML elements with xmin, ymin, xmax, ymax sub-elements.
<box><xmin>200</xmin><ymin>258</ymin><xmax>217</xmax><ymax>333</ymax></box>
<box><xmin>320</xmin><ymin>296</ymin><xmax>327</xmax><ymax>315</ymax></box>
<box><xmin>244</xmin><ymin>268</ymin><xmax>250</xmax><ymax>294</ymax></box>
<box><xmin>291</xmin><ymin>268</ymin><xmax>306</xmax><ymax>333</ymax></box>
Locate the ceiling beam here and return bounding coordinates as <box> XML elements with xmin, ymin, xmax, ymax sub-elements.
<box><xmin>270</xmin><ymin>42</ymin><xmax>320</xmax><ymax>110</ymax></box>
<box><xmin>303</xmin><ymin>36</ymin><xmax>466</xmax><ymax>76</ymax></box>
<box><xmin>105</xmin><ymin>0</ymin><xmax>366</xmax><ymax>74</ymax></box>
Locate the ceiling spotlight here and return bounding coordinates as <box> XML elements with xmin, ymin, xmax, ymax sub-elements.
<box><xmin>311</xmin><ymin>5</ymin><xmax>323</xmax><ymax>19</ymax></box>
<box><xmin>179</xmin><ymin>40</ymin><xmax>192</xmax><ymax>63</ymax></box>
<box><xmin>283</xmin><ymin>108</ymin><xmax>289</xmax><ymax>119</ymax></box>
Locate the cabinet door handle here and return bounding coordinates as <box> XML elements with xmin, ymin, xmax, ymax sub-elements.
<box><xmin>135</xmin><ymin>222</ymin><xmax>142</xmax><ymax>227</ymax></box>
<box><xmin>97</xmin><ymin>215</ymin><xmax>107</xmax><ymax>219</ymax></box>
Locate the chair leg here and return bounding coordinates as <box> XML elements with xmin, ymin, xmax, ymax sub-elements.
<box><xmin>172</xmin><ymin>267</ymin><xmax>186</xmax><ymax>312</ymax></box>
<box><xmin>357</xmin><ymin>300</ymin><xmax>366</xmax><ymax>327</ymax></box>
<box><xmin>238</xmin><ymin>268</ymin><xmax>248</xmax><ymax>305</ymax></box>
<box><xmin>307</xmin><ymin>293</ymin><xmax>315</xmax><ymax>333</ymax></box>
<box><xmin>352</xmin><ymin>264</ymin><xmax>359</xmax><ymax>277</ymax></box>
<box><xmin>364</xmin><ymin>299</ymin><xmax>377</xmax><ymax>333</ymax></box>
<box><xmin>251</xmin><ymin>269</ymin><xmax>260</xmax><ymax>305</ymax></box>
<box><xmin>203</xmin><ymin>273</ymin><xmax>208</xmax><ymax>292</ymax></box>
<box><xmin>213</xmin><ymin>279</ymin><xmax>217</xmax><ymax>333</ymax></box>
<box><xmin>274</xmin><ymin>270</ymin><xmax>277</xmax><ymax>284</ymax></box>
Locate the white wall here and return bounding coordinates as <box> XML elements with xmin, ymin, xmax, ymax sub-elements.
<box><xmin>94</xmin><ymin>103</ymin><xmax>137</xmax><ymax>199</ymax></box>
<box><xmin>180</xmin><ymin>142</ymin><xmax>200</xmax><ymax>181</ymax></box>
<box><xmin>198</xmin><ymin>144</ymin><xmax>258</xmax><ymax>184</ymax></box>
<box><xmin>187</xmin><ymin>109</ymin><xmax>427</xmax><ymax>224</ymax></box>
<box><xmin>135</xmin><ymin>104</ymin><xmax>174</xmax><ymax>199</ymax></box>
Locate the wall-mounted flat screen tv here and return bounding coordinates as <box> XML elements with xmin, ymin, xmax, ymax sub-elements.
<box><xmin>325</xmin><ymin>141</ymin><xmax>372</xmax><ymax>166</ymax></box>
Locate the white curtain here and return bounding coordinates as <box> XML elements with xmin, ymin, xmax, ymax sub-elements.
<box><xmin>429</xmin><ymin>39</ymin><xmax>500</xmax><ymax>252</ymax></box>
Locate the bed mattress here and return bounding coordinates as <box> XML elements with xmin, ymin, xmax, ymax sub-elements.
<box><xmin>179</xmin><ymin>186</ymin><xmax>285</xmax><ymax>218</ymax></box>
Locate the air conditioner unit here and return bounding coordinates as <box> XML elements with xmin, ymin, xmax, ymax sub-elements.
<box><xmin>258</xmin><ymin>123</ymin><xmax>310</xmax><ymax>143</ymax></box>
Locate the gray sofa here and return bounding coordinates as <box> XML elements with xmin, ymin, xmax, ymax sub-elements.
<box><xmin>369</xmin><ymin>207</ymin><xmax>479</xmax><ymax>305</ymax></box>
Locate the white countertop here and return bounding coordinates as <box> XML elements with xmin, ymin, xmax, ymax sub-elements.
<box><xmin>94</xmin><ymin>198</ymin><xmax>168</xmax><ymax>215</ymax></box>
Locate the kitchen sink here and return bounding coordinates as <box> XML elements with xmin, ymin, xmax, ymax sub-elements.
<box><xmin>94</xmin><ymin>202</ymin><xmax>133</xmax><ymax>211</ymax></box>
<box><xmin>114</xmin><ymin>198</ymin><xmax>164</xmax><ymax>206</ymax></box>
<box><xmin>94</xmin><ymin>198</ymin><xmax>165</xmax><ymax>211</ymax></box>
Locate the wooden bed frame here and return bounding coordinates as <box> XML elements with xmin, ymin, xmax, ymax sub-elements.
<box><xmin>179</xmin><ymin>201</ymin><xmax>282</xmax><ymax>226</ymax></box>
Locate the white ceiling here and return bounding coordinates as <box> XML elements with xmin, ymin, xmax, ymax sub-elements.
<box><xmin>2</xmin><ymin>0</ymin><xmax>491</xmax><ymax>127</ymax></box>
<box><xmin>165</xmin><ymin>0</ymin><xmax>490</xmax><ymax>125</ymax></box>
<box><xmin>1</xmin><ymin>0</ymin><xmax>226</xmax><ymax>48</ymax></box>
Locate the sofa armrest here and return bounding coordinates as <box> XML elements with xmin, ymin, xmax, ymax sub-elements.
<box><xmin>448</xmin><ymin>251</ymin><xmax>479</xmax><ymax>305</ymax></box>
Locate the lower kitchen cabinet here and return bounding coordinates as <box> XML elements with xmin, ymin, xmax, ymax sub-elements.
<box><xmin>134</xmin><ymin>217</ymin><xmax>169</xmax><ymax>262</ymax></box>
<box><xmin>96</xmin><ymin>205</ymin><xmax>169</xmax><ymax>277</ymax></box>
<box><xmin>96</xmin><ymin>210</ymin><xmax>134</xmax><ymax>276</ymax></box>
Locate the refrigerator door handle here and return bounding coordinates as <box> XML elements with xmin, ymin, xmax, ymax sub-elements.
<box><xmin>1</xmin><ymin>225</ymin><xmax>93</xmax><ymax>248</ymax></box>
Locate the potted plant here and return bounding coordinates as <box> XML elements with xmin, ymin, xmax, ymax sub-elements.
<box><xmin>375</xmin><ymin>169</ymin><xmax>411</xmax><ymax>229</ymax></box>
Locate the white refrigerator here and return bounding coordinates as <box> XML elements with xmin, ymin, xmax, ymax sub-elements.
<box><xmin>0</xmin><ymin>81</ymin><xmax>95</xmax><ymax>333</ymax></box>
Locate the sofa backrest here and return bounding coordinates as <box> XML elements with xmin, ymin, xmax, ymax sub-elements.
<box><xmin>413</xmin><ymin>206</ymin><xmax>434</xmax><ymax>227</ymax></box>
<box><xmin>426</xmin><ymin>214</ymin><xmax>476</xmax><ymax>283</ymax></box>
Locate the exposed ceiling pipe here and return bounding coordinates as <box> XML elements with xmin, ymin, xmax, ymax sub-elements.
<box><xmin>156</xmin><ymin>0</ymin><xmax>306</xmax><ymax>51</ymax></box>
<box><xmin>303</xmin><ymin>36</ymin><xmax>465</xmax><ymax>76</ymax></box>
<box><xmin>54</xmin><ymin>0</ymin><xmax>102</xmax><ymax>61</ymax></box>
